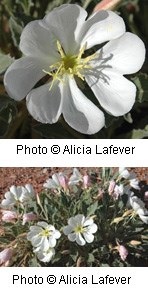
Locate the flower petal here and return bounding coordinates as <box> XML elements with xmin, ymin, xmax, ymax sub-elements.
<box><xmin>100</xmin><ymin>32</ymin><xmax>145</xmax><ymax>74</ymax></box>
<box><xmin>20</xmin><ymin>20</ymin><xmax>58</xmax><ymax>63</ymax></box>
<box><xmin>37</xmin><ymin>221</ymin><xmax>49</xmax><ymax>229</ymax></box>
<box><xmin>31</xmin><ymin>236</ymin><xmax>43</xmax><ymax>247</ymax></box>
<box><xmin>68</xmin><ymin>232</ymin><xmax>77</xmax><ymax>242</ymax></box>
<box><xmin>74</xmin><ymin>214</ymin><xmax>85</xmax><ymax>225</ymax></box>
<box><xmin>68</xmin><ymin>216</ymin><xmax>78</xmax><ymax>227</ymax></box>
<box><xmin>83</xmin><ymin>218</ymin><xmax>94</xmax><ymax>227</ymax></box>
<box><xmin>48</xmin><ymin>236</ymin><xmax>56</xmax><ymax>248</ymax></box>
<box><xmin>43</xmin><ymin>4</ymin><xmax>87</xmax><ymax>54</ymax></box>
<box><xmin>79</xmin><ymin>10</ymin><xmax>125</xmax><ymax>50</ymax></box>
<box><xmin>63</xmin><ymin>225</ymin><xmax>73</xmax><ymax>235</ymax></box>
<box><xmin>139</xmin><ymin>214</ymin><xmax>148</xmax><ymax>224</ymax></box>
<box><xmin>87</xmin><ymin>223</ymin><xmax>98</xmax><ymax>234</ymax></box>
<box><xmin>4</xmin><ymin>57</ymin><xmax>46</xmax><ymax>100</ymax></box>
<box><xmin>52</xmin><ymin>174</ymin><xmax>60</xmax><ymax>186</ymax></box>
<box><xmin>26</xmin><ymin>82</ymin><xmax>63</xmax><ymax>124</ymax></box>
<box><xmin>83</xmin><ymin>232</ymin><xmax>94</xmax><ymax>243</ymax></box>
<box><xmin>85</xmin><ymin>69</ymin><xmax>136</xmax><ymax>116</ymax></box>
<box><xmin>53</xmin><ymin>230</ymin><xmax>61</xmax><ymax>239</ymax></box>
<box><xmin>43</xmin><ymin>179</ymin><xmax>58</xmax><ymax>189</ymax></box>
<box><xmin>63</xmin><ymin>77</ymin><xmax>105</xmax><ymax>134</ymax></box>
<box><xmin>76</xmin><ymin>233</ymin><xmax>86</xmax><ymax>246</ymax></box>
<box><xmin>36</xmin><ymin>248</ymin><xmax>55</xmax><ymax>263</ymax></box>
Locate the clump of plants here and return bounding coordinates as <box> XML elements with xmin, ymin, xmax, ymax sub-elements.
<box><xmin>0</xmin><ymin>167</ymin><xmax>148</xmax><ymax>266</ymax></box>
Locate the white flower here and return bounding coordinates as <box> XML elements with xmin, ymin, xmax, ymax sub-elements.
<box><xmin>34</xmin><ymin>246</ymin><xmax>55</xmax><ymax>263</ymax></box>
<box><xmin>0</xmin><ymin>184</ymin><xmax>35</xmax><ymax>208</ymax></box>
<box><xmin>119</xmin><ymin>167</ymin><xmax>130</xmax><ymax>179</ymax></box>
<box><xmin>68</xmin><ymin>168</ymin><xmax>82</xmax><ymax>185</ymax></box>
<box><xmin>129</xmin><ymin>178</ymin><xmax>139</xmax><ymax>190</ymax></box>
<box><xmin>27</xmin><ymin>221</ymin><xmax>61</xmax><ymax>250</ymax></box>
<box><xmin>113</xmin><ymin>184</ymin><xmax>124</xmax><ymax>199</ymax></box>
<box><xmin>43</xmin><ymin>172</ymin><xmax>68</xmax><ymax>190</ymax></box>
<box><xmin>63</xmin><ymin>214</ymin><xmax>98</xmax><ymax>246</ymax></box>
<box><xmin>129</xmin><ymin>195</ymin><xmax>148</xmax><ymax>224</ymax></box>
<box><xmin>4</xmin><ymin>4</ymin><xmax>145</xmax><ymax>135</ymax></box>
<box><xmin>118</xmin><ymin>168</ymin><xmax>140</xmax><ymax>190</ymax></box>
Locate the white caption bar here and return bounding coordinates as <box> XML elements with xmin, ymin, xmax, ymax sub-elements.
<box><xmin>0</xmin><ymin>267</ymin><xmax>146</xmax><ymax>294</ymax></box>
<box><xmin>0</xmin><ymin>139</ymin><xmax>147</xmax><ymax>167</ymax></box>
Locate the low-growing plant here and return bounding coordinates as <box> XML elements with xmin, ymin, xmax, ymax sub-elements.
<box><xmin>0</xmin><ymin>167</ymin><xmax>148</xmax><ymax>266</ymax></box>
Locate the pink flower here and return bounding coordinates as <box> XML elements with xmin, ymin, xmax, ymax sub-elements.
<box><xmin>22</xmin><ymin>212</ymin><xmax>37</xmax><ymax>225</ymax></box>
<box><xmin>2</xmin><ymin>210</ymin><xmax>17</xmax><ymax>222</ymax></box>
<box><xmin>108</xmin><ymin>180</ymin><xmax>116</xmax><ymax>195</ymax></box>
<box><xmin>117</xmin><ymin>245</ymin><xmax>128</xmax><ymax>261</ymax></box>
<box><xmin>83</xmin><ymin>175</ymin><xmax>90</xmax><ymax>189</ymax></box>
<box><xmin>0</xmin><ymin>248</ymin><xmax>13</xmax><ymax>266</ymax></box>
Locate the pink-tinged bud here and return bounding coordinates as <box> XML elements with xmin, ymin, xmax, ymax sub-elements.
<box><xmin>22</xmin><ymin>212</ymin><xmax>37</xmax><ymax>225</ymax></box>
<box><xmin>0</xmin><ymin>248</ymin><xmax>13</xmax><ymax>266</ymax></box>
<box><xmin>118</xmin><ymin>245</ymin><xmax>128</xmax><ymax>261</ymax></box>
<box><xmin>94</xmin><ymin>0</ymin><xmax>121</xmax><ymax>12</ymax></box>
<box><xmin>108</xmin><ymin>180</ymin><xmax>116</xmax><ymax>195</ymax></box>
<box><xmin>59</xmin><ymin>175</ymin><xmax>68</xmax><ymax>190</ymax></box>
<box><xmin>2</xmin><ymin>210</ymin><xmax>17</xmax><ymax>223</ymax></box>
<box><xmin>144</xmin><ymin>191</ymin><xmax>148</xmax><ymax>201</ymax></box>
<box><xmin>83</xmin><ymin>175</ymin><xmax>90</xmax><ymax>189</ymax></box>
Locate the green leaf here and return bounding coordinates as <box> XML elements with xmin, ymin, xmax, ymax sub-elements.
<box><xmin>0</xmin><ymin>51</ymin><xmax>14</xmax><ymax>74</ymax></box>
<box><xmin>131</xmin><ymin>125</ymin><xmax>148</xmax><ymax>139</ymax></box>
<box><xmin>131</xmin><ymin>73</ymin><xmax>148</xmax><ymax>103</ymax></box>
<box><xmin>0</xmin><ymin>94</ymin><xmax>16</xmax><ymax>111</ymax></box>
<box><xmin>9</xmin><ymin>17</ymin><xmax>23</xmax><ymax>47</ymax></box>
<box><xmin>87</xmin><ymin>201</ymin><xmax>98</xmax><ymax>216</ymax></box>
<box><xmin>16</xmin><ymin>0</ymin><xmax>34</xmax><ymax>15</ymax></box>
<box><xmin>0</xmin><ymin>95</ymin><xmax>17</xmax><ymax>137</ymax></box>
<box><xmin>33</xmin><ymin>121</ymin><xmax>74</xmax><ymax>139</ymax></box>
<box><xmin>88</xmin><ymin>253</ymin><xmax>95</xmax><ymax>263</ymax></box>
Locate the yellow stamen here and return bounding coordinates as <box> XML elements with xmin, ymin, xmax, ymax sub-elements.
<box><xmin>74</xmin><ymin>225</ymin><xmax>85</xmax><ymax>234</ymax></box>
<box><xmin>43</xmin><ymin>41</ymin><xmax>97</xmax><ymax>90</ymax></box>
<box><xmin>39</xmin><ymin>229</ymin><xmax>51</xmax><ymax>237</ymax></box>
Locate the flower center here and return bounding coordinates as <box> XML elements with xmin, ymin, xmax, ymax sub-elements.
<box><xmin>74</xmin><ymin>225</ymin><xmax>84</xmax><ymax>234</ymax></box>
<box><xmin>39</xmin><ymin>229</ymin><xmax>51</xmax><ymax>237</ymax></box>
<box><xmin>43</xmin><ymin>41</ymin><xmax>96</xmax><ymax>90</ymax></box>
<box><xmin>63</xmin><ymin>55</ymin><xmax>77</xmax><ymax>70</ymax></box>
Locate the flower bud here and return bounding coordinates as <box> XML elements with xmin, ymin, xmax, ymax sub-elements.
<box><xmin>83</xmin><ymin>174</ymin><xmax>90</xmax><ymax>189</ymax></box>
<box><xmin>94</xmin><ymin>0</ymin><xmax>121</xmax><ymax>12</ymax></box>
<box><xmin>0</xmin><ymin>248</ymin><xmax>13</xmax><ymax>266</ymax></box>
<box><xmin>144</xmin><ymin>191</ymin><xmax>148</xmax><ymax>202</ymax></box>
<box><xmin>59</xmin><ymin>174</ymin><xmax>68</xmax><ymax>190</ymax></box>
<box><xmin>108</xmin><ymin>180</ymin><xmax>116</xmax><ymax>195</ymax></box>
<box><xmin>22</xmin><ymin>212</ymin><xmax>37</xmax><ymax>225</ymax></box>
<box><xmin>2</xmin><ymin>210</ymin><xmax>17</xmax><ymax>222</ymax></box>
<box><xmin>118</xmin><ymin>245</ymin><xmax>128</xmax><ymax>261</ymax></box>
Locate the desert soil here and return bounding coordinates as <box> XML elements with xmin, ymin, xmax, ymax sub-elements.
<box><xmin>0</xmin><ymin>167</ymin><xmax>148</xmax><ymax>200</ymax></box>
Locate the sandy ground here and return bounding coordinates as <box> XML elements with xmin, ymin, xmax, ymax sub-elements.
<box><xmin>0</xmin><ymin>167</ymin><xmax>147</xmax><ymax>199</ymax></box>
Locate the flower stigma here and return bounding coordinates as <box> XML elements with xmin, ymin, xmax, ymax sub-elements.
<box><xmin>43</xmin><ymin>40</ymin><xmax>97</xmax><ymax>90</ymax></box>
<box><xmin>74</xmin><ymin>225</ymin><xmax>85</xmax><ymax>234</ymax></box>
<box><xmin>39</xmin><ymin>229</ymin><xmax>51</xmax><ymax>237</ymax></box>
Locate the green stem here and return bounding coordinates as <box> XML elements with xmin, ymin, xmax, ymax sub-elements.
<box><xmin>83</xmin><ymin>0</ymin><xmax>92</xmax><ymax>10</ymax></box>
